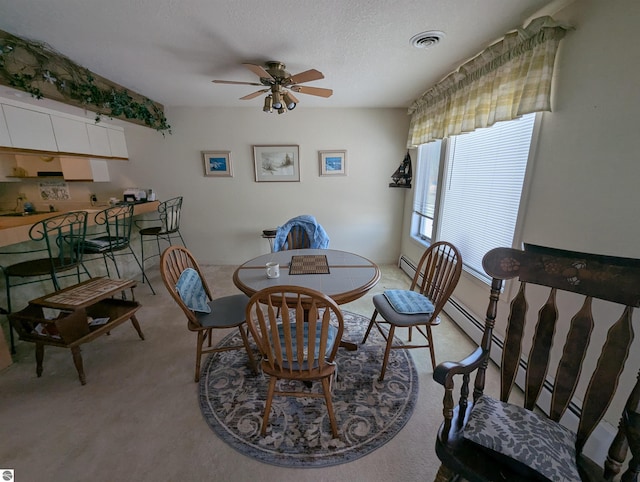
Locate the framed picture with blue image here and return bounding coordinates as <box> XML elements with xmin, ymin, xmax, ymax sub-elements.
<box><xmin>202</xmin><ymin>150</ymin><xmax>233</xmax><ymax>177</ymax></box>
<box><xmin>318</xmin><ymin>150</ymin><xmax>347</xmax><ymax>176</ymax></box>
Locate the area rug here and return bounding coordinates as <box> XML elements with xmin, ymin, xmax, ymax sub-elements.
<box><xmin>198</xmin><ymin>310</ymin><xmax>419</xmax><ymax>467</ymax></box>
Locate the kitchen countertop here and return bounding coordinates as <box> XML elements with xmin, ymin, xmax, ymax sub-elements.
<box><xmin>0</xmin><ymin>201</ymin><xmax>160</xmax><ymax>248</ymax></box>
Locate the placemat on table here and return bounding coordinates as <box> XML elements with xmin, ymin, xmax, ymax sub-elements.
<box><xmin>289</xmin><ymin>255</ymin><xmax>330</xmax><ymax>275</ymax></box>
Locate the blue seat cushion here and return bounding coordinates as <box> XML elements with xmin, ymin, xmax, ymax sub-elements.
<box><xmin>273</xmin><ymin>322</ymin><xmax>338</xmax><ymax>369</ymax></box>
<box><xmin>195</xmin><ymin>294</ymin><xmax>249</xmax><ymax>328</ymax></box>
<box><xmin>176</xmin><ymin>268</ymin><xmax>211</xmax><ymax>313</ymax></box>
<box><xmin>383</xmin><ymin>289</ymin><xmax>435</xmax><ymax>314</ymax></box>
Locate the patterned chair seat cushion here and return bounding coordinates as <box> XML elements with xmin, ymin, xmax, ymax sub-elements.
<box><xmin>463</xmin><ymin>395</ymin><xmax>581</xmax><ymax>482</ymax></box>
<box><xmin>175</xmin><ymin>268</ymin><xmax>211</xmax><ymax>313</ymax></box>
<box><xmin>383</xmin><ymin>289</ymin><xmax>435</xmax><ymax>314</ymax></box>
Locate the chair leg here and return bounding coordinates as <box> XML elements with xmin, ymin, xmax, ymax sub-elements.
<box><xmin>194</xmin><ymin>330</ymin><xmax>205</xmax><ymax>383</ymax></box>
<box><xmin>426</xmin><ymin>323</ymin><xmax>437</xmax><ymax>370</ymax></box>
<box><xmin>239</xmin><ymin>324</ymin><xmax>258</xmax><ymax>374</ymax></box>
<box><xmin>321</xmin><ymin>376</ymin><xmax>339</xmax><ymax>439</ymax></box>
<box><xmin>128</xmin><ymin>246</ymin><xmax>155</xmax><ymax>294</ymax></box>
<box><xmin>262</xmin><ymin>376</ymin><xmax>277</xmax><ymax>435</ymax></box>
<box><xmin>361</xmin><ymin>309</ymin><xmax>378</xmax><ymax>344</ymax></box>
<box><xmin>379</xmin><ymin>324</ymin><xmax>395</xmax><ymax>382</ymax></box>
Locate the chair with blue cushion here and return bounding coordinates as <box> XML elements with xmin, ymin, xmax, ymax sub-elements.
<box><xmin>245</xmin><ymin>285</ymin><xmax>344</xmax><ymax>439</ymax></box>
<box><xmin>361</xmin><ymin>241</ymin><xmax>462</xmax><ymax>381</ymax></box>
<box><xmin>433</xmin><ymin>244</ymin><xmax>640</xmax><ymax>482</ymax></box>
<box><xmin>159</xmin><ymin>245</ymin><xmax>256</xmax><ymax>382</ymax></box>
<box><xmin>273</xmin><ymin>214</ymin><xmax>329</xmax><ymax>251</ymax></box>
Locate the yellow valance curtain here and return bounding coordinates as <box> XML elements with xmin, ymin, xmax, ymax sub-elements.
<box><xmin>406</xmin><ymin>16</ymin><xmax>571</xmax><ymax>147</ymax></box>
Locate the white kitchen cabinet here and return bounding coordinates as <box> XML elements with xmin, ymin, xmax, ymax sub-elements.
<box><xmin>0</xmin><ymin>106</ymin><xmax>12</xmax><ymax>147</ymax></box>
<box><xmin>51</xmin><ymin>116</ymin><xmax>92</xmax><ymax>154</ymax></box>
<box><xmin>106</xmin><ymin>127</ymin><xmax>128</xmax><ymax>158</ymax></box>
<box><xmin>60</xmin><ymin>157</ymin><xmax>110</xmax><ymax>182</ymax></box>
<box><xmin>3</xmin><ymin>104</ymin><xmax>58</xmax><ymax>151</ymax></box>
<box><xmin>86</xmin><ymin>124</ymin><xmax>112</xmax><ymax>157</ymax></box>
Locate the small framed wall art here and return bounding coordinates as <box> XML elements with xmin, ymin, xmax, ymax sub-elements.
<box><xmin>319</xmin><ymin>150</ymin><xmax>347</xmax><ymax>176</ymax></box>
<box><xmin>202</xmin><ymin>151</ymin><xmax>233</xmax><ymax>177</ymax></box>
<box><xmin>254</xmin><ymin>145</ymin><xmax>300</xmax><ymax>182</ymax></box>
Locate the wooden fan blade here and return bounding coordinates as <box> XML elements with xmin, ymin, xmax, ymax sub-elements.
<box><xmin>290</xmin><ymin>85</ymin><xmax>333</xmax><ymax>98</ymax></box>
<box><xmin>212</xmin><ymin>80</ymin><xmax>263</xmax><ymax>86</ymax></box>
<box><xmin>239</xmin><ymin>89</ymin><xmax>269</xmax><ymax>100</ymax></box>
<box><xmin>287</xmin><ymin>69</ymin><xmax>324</xmax><ymax>85</ymax></box>
<box><xmin>243</xmin><ymin>63</ymin><xmax>274</xmax><ymax>80</ymax></box>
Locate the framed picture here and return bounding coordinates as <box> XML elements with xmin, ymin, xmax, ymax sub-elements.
<box><xmin>202</xmin><ymin>151</ymin><xmax>232</xmax><ymax>177</ymax></box>
<box><xmin>254</xmin><ymin>145</ymin><xmax>300</xmax><ymax>182</ymax></box>
<box><xmin>319</xmin><ymin>150</ymin><xmax>347</xmax><ymax>176</ymax></box>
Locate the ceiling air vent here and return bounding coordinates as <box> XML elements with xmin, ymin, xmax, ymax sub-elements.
<box><xmin>410</xmin><ymin>30</ymin><xmax>445</xmax><ymax>49</ymax></box>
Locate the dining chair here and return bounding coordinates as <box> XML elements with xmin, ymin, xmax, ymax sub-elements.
<box><xmin>361</xmin><ymin>241</ymin><xmax>462</xmax><ymax>381</ymax></box>
<box><xmin>273</xmin><ymin>214</ymin><xmax>329</xmax><ymax>251</ymax></box>
<box><xmin>159</xmin><ymin>245</ymin><xmax>256</xmax><ymax>382</ymax></box>
<box><xmin>80</xmin><ymin>204</ymin><xmax>155</xmax><ymax>294</ymax></box>
<box><xmin>0</xmin><ymin>210</ymin><xmax>91</xmax><ymax>353</ymax></box>
<box><xmin>135</xmin><ymin>196</ymin><xmax>186</xmax><ymax>291</ymax></box>
<box><xmin>433</xmin><ymin>244</ymin><xmax>640</xmax><ymax>482</ymax></box>
<box><xmin>245</xmin><ymin>285</ymin><xmax>344</xmax><ymax>438</ymax></box>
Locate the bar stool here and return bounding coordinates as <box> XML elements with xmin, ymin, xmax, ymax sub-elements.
<box><xmin>135</xmin><ymin>197</ymin><xmax>186</xmax><ymax>290</ymax></box>
<box><xmin>0</xmin><ymin>211</ymin><xmax>91</xmax><ymax>353</ymax></box>
<box><xmin>80</xmin><ymin>204</ymin><xmax>155</xmax><ymax>294</ymax></box>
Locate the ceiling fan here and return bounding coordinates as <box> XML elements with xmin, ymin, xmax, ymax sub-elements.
<box><xmin>212</xmin><ymin>61</ymin><xmax>333</xmax><ymax>113</ymax></box>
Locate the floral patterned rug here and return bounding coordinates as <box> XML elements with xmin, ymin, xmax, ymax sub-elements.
<box><xmin>198</xmin><ymin>311</ymin><xmax>418</xmax><ymax>467</ymax></box>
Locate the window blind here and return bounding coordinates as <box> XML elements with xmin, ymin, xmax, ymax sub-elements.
<box><xmin>437</xmin><ymin>113</ymin><xmax>536</xmax><ymax>278</ymax></box>
<box><xmin>413</xmin><ymin>139</ymin><xmax>442</xmax><ymax>218</ymax></box>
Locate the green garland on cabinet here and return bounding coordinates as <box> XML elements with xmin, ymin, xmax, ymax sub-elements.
<box><xmin>0</xmin><ymin>29</ymin><xmax>170</xmax><ymax>134</ymax></box>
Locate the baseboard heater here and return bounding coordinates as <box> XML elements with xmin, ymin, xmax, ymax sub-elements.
<box><xmin>398</xmin><ymin>253</ymin><xmax>616</xmax><ymax>463</ymax></box>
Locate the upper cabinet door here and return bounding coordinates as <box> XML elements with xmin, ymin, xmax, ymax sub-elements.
<box><xmin>107</xmin><ymin>127</ymin><xmax>128</xmax><ymax>158</ymax></box>
<box><xmin>3</xmin><ymin>104</ymin><xmax>58</xmax><ymax>151</ymax></box>
<box><xmin>0</xmin><ymin>106</ymin><xmax>11</xmax><ymax>147</ymax></box>
<box><xmin>86</xmin><ymin>124</ymin><xmax>112</xmax><ymax>157</ymax></box>
<box><xmin>51</xmin><ymin>115</ymin><xmax>92</xmax><ymax>154</ymax></box>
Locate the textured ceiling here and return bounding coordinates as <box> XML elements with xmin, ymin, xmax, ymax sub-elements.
<box><xmin>0</xmin><ymin>0</ymin><xmax>561</xmax><ymax>111</ymax></box>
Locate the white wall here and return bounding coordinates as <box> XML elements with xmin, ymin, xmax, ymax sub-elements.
<box><xmin>109</xmin><ymin>107</ymin><xmax>410</xmax><ymax>265</ymax></box>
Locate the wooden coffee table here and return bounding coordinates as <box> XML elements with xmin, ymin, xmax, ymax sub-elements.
<box><xmin>8</xmin><ymin>277</ymin><xmax>144</xmax><ymax>385</ymax></box>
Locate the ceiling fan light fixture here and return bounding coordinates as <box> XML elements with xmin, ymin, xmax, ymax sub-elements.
<box><xmin>283</xmin><ymin>91</ymin><xmax>297</xmax><ymax>110</ymax></box>
<box><xmin>277</xmin><ymin>107</ymin><xmax>286</xmax><ymax>114</ymax></box>
<box><xmin>263</xmin><ymin>95</ymin><xmax>273</xmax><ymax>113</ymax></box>
<box><xmin>272</xmin><ymin>91</ymin><xmax>283</xmax><ymax>110</ymax></box>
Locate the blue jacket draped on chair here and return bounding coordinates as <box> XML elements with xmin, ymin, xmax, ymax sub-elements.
<box><xmin>273</xmin><ymin>215</ymin><xmax>330</xmax><ymax>251</ymax></box>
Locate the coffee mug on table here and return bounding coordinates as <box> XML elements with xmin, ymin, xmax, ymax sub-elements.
<box><xmin>266</xmin><ymin>262</ymin><xmax>280</xmax><ymax>279</ymax></box>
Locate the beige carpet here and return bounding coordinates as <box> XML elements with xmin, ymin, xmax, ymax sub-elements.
<box><xmin>0</xmin><ymin>261</ymin><xmax>486</xmax><ymax>482</ymax></box>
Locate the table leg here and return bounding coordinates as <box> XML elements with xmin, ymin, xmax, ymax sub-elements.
<box><xmin>130</xmin><ymin>315</ymin><xmax>145</xmax><ymax>340</ymax></box>
<box><xmin>71</xmin><ymin>346</ymin><xmax>86</xmax><ymax>385</ymax></box>
<box><xmin>35</xmin><ymin>343</ymin><xmax>44</xmax><ymax>377</ymax></box>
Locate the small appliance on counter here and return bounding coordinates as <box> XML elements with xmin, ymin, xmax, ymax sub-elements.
<box><xmin>123</xmin><ymin>188</ymin><xmax>148</xmax><ymax>203</ymax></box>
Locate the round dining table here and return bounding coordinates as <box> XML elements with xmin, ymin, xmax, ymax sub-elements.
<box><xmin>233</xmin><ymin>248</ymin><xmax>381</xmax><ymax>349</ymax></box>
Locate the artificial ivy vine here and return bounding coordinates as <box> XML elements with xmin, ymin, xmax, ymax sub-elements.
<box><xmin>0</xmin><ymin>31</ymin><xmax>170</xmax><ymax>134</ymax></box>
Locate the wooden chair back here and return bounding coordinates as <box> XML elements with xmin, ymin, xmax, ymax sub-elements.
<box><xmin>245</xmin><ymin>285</ymin><xmax>343</xmax><ymax>377</ymax></box>
<box><xmin>285</xmin><ymin>225</ymin><xmax>311</xmax><ymax>250</ymax></box>
<box><xmin>434</xmin><ymin>243</ymin><xmax>640</xmax><ymax>480</ymax></box>
<box><xmin>159</xmin><ymin>245</ymin><xmax>212</xmax><ymax>330</ymax></box>
<box><xmin>411</xmin><ymin>241</ymin><xmax>462</xmax><ymax>319</ymax></box>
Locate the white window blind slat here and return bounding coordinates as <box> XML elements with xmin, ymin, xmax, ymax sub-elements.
<box><xmin>438</xmin><ymin>113</ymin><xmax>536</xmax><ymax>277</ymax></box>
